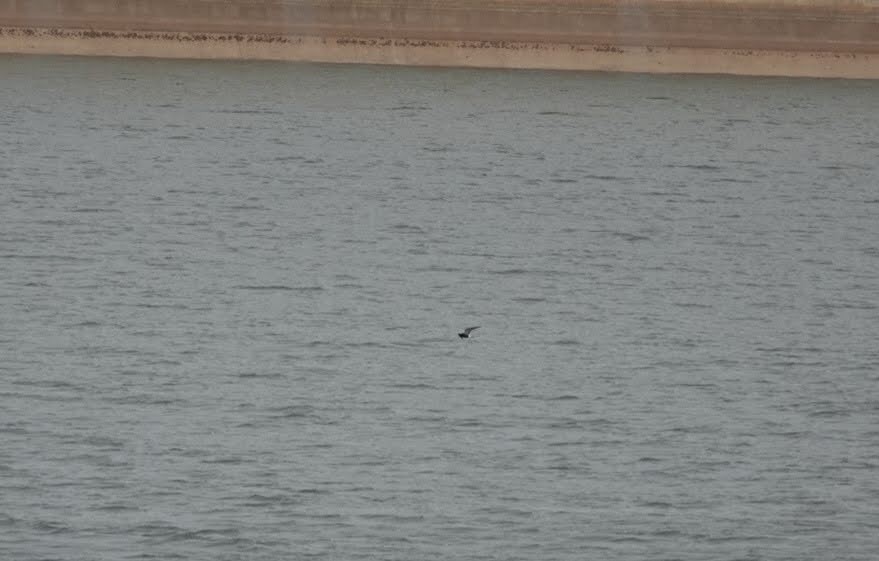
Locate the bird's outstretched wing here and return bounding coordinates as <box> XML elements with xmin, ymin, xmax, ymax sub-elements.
<box><xmin>463</xmin><ymin>326</ymin><xmax>480</xmax><ymax>335</ymax></box>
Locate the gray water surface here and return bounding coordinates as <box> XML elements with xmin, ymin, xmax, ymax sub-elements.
<box><xmin>1</xmin><ymin>55</ymin><xmax>878</xmax><ymax>560</ymax></box>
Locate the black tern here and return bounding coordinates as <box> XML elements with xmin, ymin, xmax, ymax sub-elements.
<box><xmin>458</xmin><ymin>326</ymin><xmax>480</xmax><ymax>339</ymax></box>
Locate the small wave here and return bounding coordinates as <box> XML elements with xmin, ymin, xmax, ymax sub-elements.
<box><xmin>396</xmin><ymin>337</ymin><xmax>447</xmax><ymax>346</ymax></box>
<box><xmin>609</xmin><ymin>232</ymin><xmax>650</xmax><ymax>242</ymax></box>
<box><xmin>81</xmin><ymin>435</ymin><xmax>126</xmax><ymax>449</ymax></box>
<box><xmin>110</xmin><ymin>395</ymin><xmax>184</xmax><ymax>406</ymax></box>
<box><xmin>234</xmin><ymin>285</ymin><xmax>322</xmax><ymax>291</ymax></box>
<box><xmin>417</xmin><ymin>265</ymin><xmax>461</xmax><ymax>273</ymax></box>
<box><xmin>241</xmin><ymin>493</ymin><xmax>301</xmax><ymax>507</ymax></box>
<box><xmin>203</xmin><ymin>456</ymin><xmax>250</xmax><ymax>465</ymax></box>
<box><xmin>547</xmin><ymin>440</ymin><xmax>588</xmax><ymax>447</ymax></box>
<box><xmin>15</xmin><ymin>378</ymin><xmax>82</xmax><ymax>390</ymax></box>
<box><xmin>131</xmin><ymin>303</ymin><xmax>189</xmax><ymax>310</ymax></box>
<box><xmin>670</xmin><ymin>163</ymin><xmax>722</xmax><ymax>171</ymax></box>
<box><xmin>133</xmin><ymin>522</ymin><xmax>187</xmax><ymax>540</ymax></box>
<box><xmin>358</xmin><ymin>513</ymin><xmax>426</xmax><ymax>522</ymax></box>
<box><xmin>390</xmin><ymin>223</ymin><xmax>426</xmax><ymax>234</ymax></box>
<box><xmin>544</xmin><ymin>465</ymin><xmax>575</xmax><ymax>472</ymax></box>
<box><xmin>807</xmin><ymin>408</ymin><xmax>849</xmax><ymax>418</ymax></box>
<box><xmin>547</xmin><ymin>419</ymin><xmax>583</xmax><ymax>429</ymax></box>
<box><xmin>422</xmin><ymin>143</ymin><xmax>454</xmax><ymax>153</ymax></box>
<box><xmin>817</xmin><ymin>300</ymin><xmax>876</xmax><ymax>310</ymax></box>
<box><xmin>94</xmin><ymin>503</ymin><xmax>138</xmax><ymax>512</ymax></box>
<box><xmin>641</xmin><ymin>502</ymin><xmax>675</xmax><ymax>511</ymax></box>
<box><xmin>387</xmin><ymin>383</ymin><xmax>436</xmax><ymax>390</ymax></box>
<box><xmin>33</xmin><ymin>520</ymin><xmax>72</xmax><ymax>534</ymax></box>
<box><xmin>645</xmin><ymin>190</ymin><xmax>686</xmax><ymax>197</ymax></box>
<box><xmin>268</xmin><ymin>405</ymin><xmax>314</xmax><ymax>418</ymax></box>
<box><xmin>451</xmin><ymin>418</ymin><xmax>483</xmax><ymax>427</ymax></box>
<box><xmin>296</xmin><ymin>488</ymin><xmax>330</xmax><ymax>495</ymax></box>
<box><xmin>213</xmin><ymin>108</ymin><xmax>283</xmax><ymax>115</ymax></box>
<box><xmin>345</xmin><ymin>341</ymin><xmax>390</xmax><ymax>349</ymax></box>
<box><xmin>711</xmin><ymin>177</ymin><xmax>756</xmax><ymax>184</ymax></box>
<box><xmin>143</xmin><ymin>358</ymin><xmax>183</xmax><ymax>367</ymax></box>
<box><xmin>673</xmin><ymin>382</ymin><xmax>717</xmax><ymax>390</ymax></box>
<box><xmin>406</xmin><ymin>415</ymin><xmax>446</xmax><ymax>422</ymax></box>
<box><xmin>553</xmin><ymin>339</ymin><xmax>581</xmax><ymax>346</ymax></box>
<box><xmin>223</xmin><ymin>204</ymin><xmax>266</xmax><ymax>211</ymax></box>
<box><xmin>237</xmin><ymin>372</ymin><xmax>283</xmax><ymax>379</ymax></box>
<box><xmin>70</xmin><ymin>206</ymin><xmax>117</xmax><ymax>213</ymax></box>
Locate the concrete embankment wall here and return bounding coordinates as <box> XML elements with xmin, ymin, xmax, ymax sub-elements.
<box><xmin>1</xmin><ymin>0</ymin><xmax>878</xmax><ymax>78</ymax></box>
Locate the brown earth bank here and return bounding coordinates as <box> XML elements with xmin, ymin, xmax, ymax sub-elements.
<box><xmin>1</xmin><ymin>0</ymin><xmax>878</xmax><ymax>77</ymax></box>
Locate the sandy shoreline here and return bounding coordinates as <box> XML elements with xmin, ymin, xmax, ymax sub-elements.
<box><xmin>2</xmin><ymin>27</ymin><xmax>876</xmax><ymax>78</ymax></box>
<box><xmin>1</xmin><ymin>0</ymin><xmax>878</xmax><ymax>78</ymax></box>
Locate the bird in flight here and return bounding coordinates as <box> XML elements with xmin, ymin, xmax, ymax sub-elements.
<box><xmin>458</xmin><ymin>326</ymin><xmax>480</xmax><ymax>339</ymax></box>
